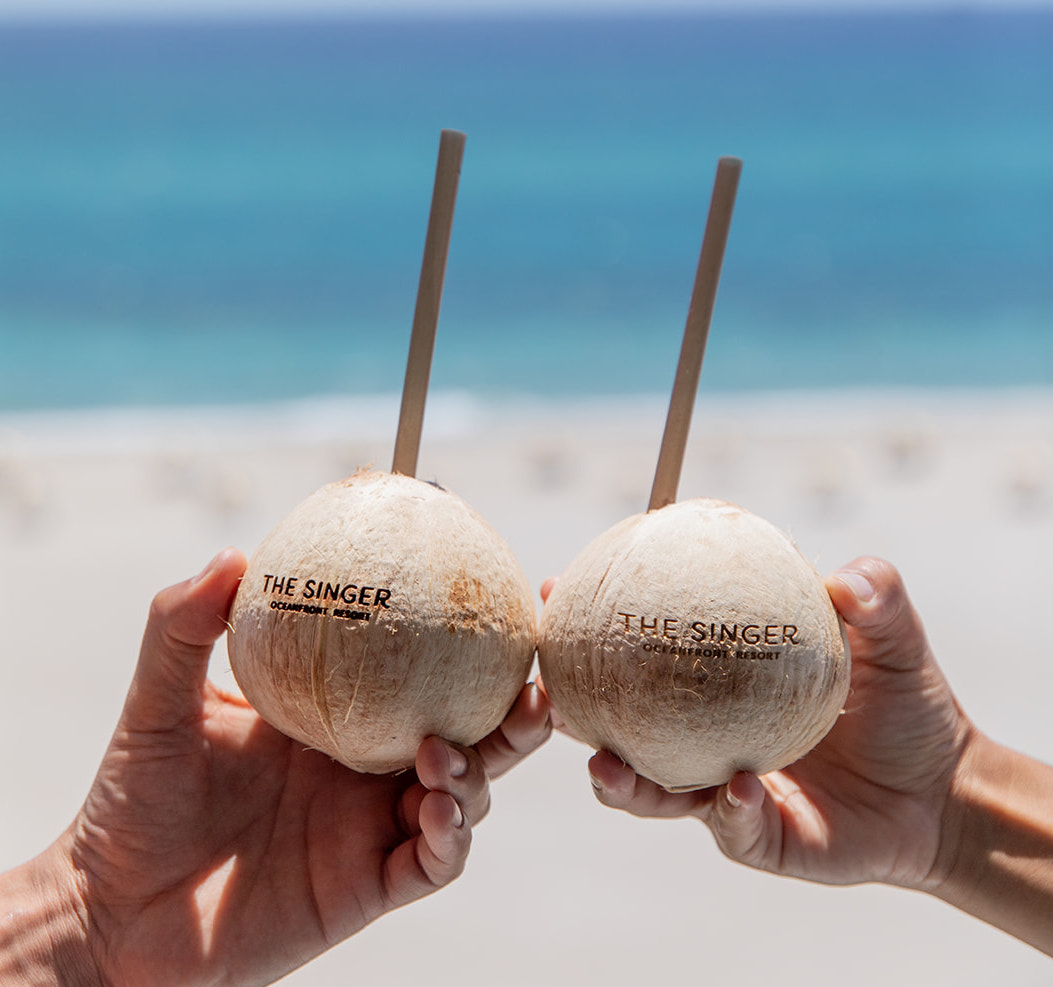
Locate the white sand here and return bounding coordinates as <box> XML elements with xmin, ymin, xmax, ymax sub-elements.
<box><xmin>2</xmin><ymin>387</ymin><xmax>1052</xmax><ymax>983</ymax></box>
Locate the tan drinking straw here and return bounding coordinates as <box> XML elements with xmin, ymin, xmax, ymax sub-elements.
<box><xmin>392</xmin><ymin>128</ymin><xmax>467</xmax><ymax>479</ymax></box>
<box><xmin>648</xmin><ymin>155</ymin><xmax>742</xmax><ymax>511</ymax></box>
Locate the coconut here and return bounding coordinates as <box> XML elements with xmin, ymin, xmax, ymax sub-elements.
<box><xmin>227</xmin><ymin>468</ymin><xmax>537</xmax><ymax>774</ymax></box>
<box><xmin>537</xmin><ymin>497</ymin><xmax>849</xmax><ymax>791</ymax></box>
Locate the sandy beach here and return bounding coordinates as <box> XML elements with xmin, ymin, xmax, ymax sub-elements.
<box><xmin>2</xmin><ymin>386</ymin><xmax>1052</xmax><ymax>984</ymax></box>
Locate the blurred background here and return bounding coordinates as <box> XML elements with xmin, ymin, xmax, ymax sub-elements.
<box><xmin>2</xmin><ymin>0</ymin><xmax>1052</xmax><ymax>410</ymax></box>
<box><xmin>2</xmin><ymin>2</ymin><xmax>1053</xmax><ymax>985</ymax></box>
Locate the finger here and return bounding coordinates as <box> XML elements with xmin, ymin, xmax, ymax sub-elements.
<box><xmin>540</xmin><ymin>577</ymin><xmax>557</xmax><ymax>603</ymax></box>
<box><xmin>396</xmin><ymin>781</ymin><xmax>427</xmax><ymax>839</ymax></box>
<box><xmin>415</xmin><ymin>736</ymin><xmax>491</xmax><ymax>826</ymax></box>
<box><xmin>704</xmin><ymin>772</ymin><xmax>778</xmax><ymax>869</ymax></box>
<box><xmin>534</xmin><ymin>676</ymin><xmax>569</xmax><ymax>735</ymax></box>
<box><xmin>474</xmin><ymin>682</ymin><xmax>552</xmax><ymax>780</ymax></box>
<box><xmin>125</xmin><ymin>547</ymin><xmax>247</xmax><ymax>731</ymax></box>
<box><xmin>382</xmin><ymin>790</ymin><xmax>471</xmax><ymax>911</ymax></box>
<box><xmin>588</xmin><ymin>750</ymin><xmax>715</xmax><ymax>820</ymax></box>
<box><xmin>825</xmin><ymin>556</ymin><xmax>932</xmax><ymax>673</ymax></box>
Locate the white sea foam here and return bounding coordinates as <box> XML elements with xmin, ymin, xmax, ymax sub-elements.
<box><xmin>3</xmin><ymin>385</ymin><xmax>1052</xmax><ymax>459</ymax></box>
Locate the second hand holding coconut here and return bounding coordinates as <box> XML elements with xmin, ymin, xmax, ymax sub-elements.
<box><xmin>540</xmin><ymin>557</ymin><xmax>954</xmax><ymax>889</ymax></box>
<box><xmin>535</xmin><ymin>156</ymin><xmax>1053</xmax><ymax>957</ymax></box>
<box><xmin>557</xmin><ymin>557</ymin><xmax>1053</xmax><ymax>958</ymax></box>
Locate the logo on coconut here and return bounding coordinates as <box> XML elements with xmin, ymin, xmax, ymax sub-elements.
<box><xmin>614</xmin><ymin>611</ymin><xmax>800</xmax><ymax>661</ymax></box>
<box><xmin>261</xmin><ymin>573</ymin><xmax>394</xmax><ymax>622</ymax></box>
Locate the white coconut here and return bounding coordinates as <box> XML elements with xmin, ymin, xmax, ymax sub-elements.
<box><xmin>538</xmin><ymin>498</ymin><xmax>849</xmax><ymax>791</ymax></box>
<box><xmin>227</xmin><ymin>469</ymin><xmax>537</xmax><ymax>774</ymax></box>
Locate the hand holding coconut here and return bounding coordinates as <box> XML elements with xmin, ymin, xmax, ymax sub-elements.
<box><xmin>533</xmin><ymin>160</ymin><xmax>1053</xmax><ymax>956</ymax></box>
<box><xmin>0</xmin><ymin>131</ymin><xmax>554</xmax><ymax>986</ymax></box>
<box><xmin>0</xmin><ymin>549</ymin><xmax>552</xmax><ymax>987</ymax></box>
<box><xmin>549</xmin><ymin>556</ymin><xmax>955</xmax><ymax>884</ymax></box>
<box><xmin>576</xmin><ymin>556</ymin><xmax>1053</xmax><ymax>957</ymax></box>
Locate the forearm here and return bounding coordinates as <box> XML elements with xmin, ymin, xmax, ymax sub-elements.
<box><xmin>0</xmin><ymin>835</ymin><xmax>102</xmax><ymax>986</ymax></box>
<box><xmin>931</xmin><ymin>729</ymin><xmax>1053</xmax><ymax>955</ymax></box>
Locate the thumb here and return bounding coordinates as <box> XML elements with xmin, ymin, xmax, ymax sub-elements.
<box><xmin>703</xmin><ymin>772</ymin><xmax>777</xmax><ymax>869</ymax></box>
<box><xmin>123</xmin><ymin>547</ymin><xmax>247</xmax><ymax>731</ymax></box>
<box><xmin>825</xmin><ymin>556</ymin><xmax>931</xmax><ymax>673</ymax></box>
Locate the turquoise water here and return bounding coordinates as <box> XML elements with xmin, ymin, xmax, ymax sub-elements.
<box><xmin>1</xmin><ymin>9</ymin><xmax>1052</xmax><ymax>409</ymax></box>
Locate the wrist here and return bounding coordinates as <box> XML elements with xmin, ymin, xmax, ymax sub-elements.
<box><xmin>927</xmin><ymin>728</ymin><xmax>1053</xmax><ymax>954</ymax></box>
<box><xmin>0</xmin><ymin>832</ymin><xmax>103</xmax><ymax>986</ymax></box>
<box><xmin>922</xmin><ymin>723</ymin><xmax>984</xmax><ymax>896</ymax></box>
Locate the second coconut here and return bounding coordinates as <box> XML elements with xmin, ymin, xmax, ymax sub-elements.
<box><xmin>538</xmin><ymin>497</ymin><xmax>849</xmax><ymax>792</ymax></box>
<box><xmin>537</xmin><ymin>156</ymin><xmax>849</xmax><ymax>793</ymax></box>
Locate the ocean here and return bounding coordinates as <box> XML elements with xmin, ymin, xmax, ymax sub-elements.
<box><xmin>1</xmin><ymin>8</ymin><xmax>1052</xmax><ymax>411</ymax></box>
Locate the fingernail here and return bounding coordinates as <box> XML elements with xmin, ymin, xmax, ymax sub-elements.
<box><xmin>191</xmin><ymin>550</ymin><xmax>225</xmax><ymax>586</ymax></box>
<box><xmin>447</xmin><ymin>746</ymin><xmax>468</xmax><ymax>778</ymax></box>
<box><xmin>726</xmin><ymin>787</ymin><xmax>742</xmax><ymax>808</ymax></box>
<box><xmin>589</xmin><ymin>772</ymin><xmax>603</xmax><ymax>792</ymax></box>
<box><xmin>837</xmin><ymin>570</ymin><xmax>874</xmax><ymax>603</ymax></box>
<box><xmin>451</xmin><ymin>800</ymin><xmax>464</xmax><ymax>828</ymax></box>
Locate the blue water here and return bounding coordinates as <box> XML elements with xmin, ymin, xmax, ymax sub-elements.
<box><xmin>1</xmin><ymin>9</ymin><xmax>1052</xmax><ymax>410</ymax></box>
